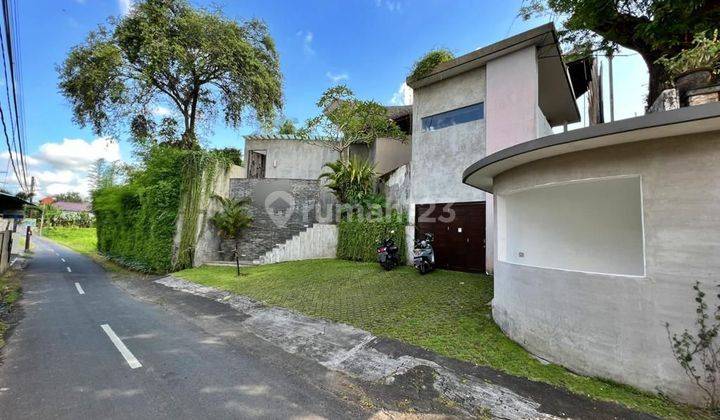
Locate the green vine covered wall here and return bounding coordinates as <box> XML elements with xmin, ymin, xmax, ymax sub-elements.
<box><xmin>93</xmin><ymin>145</ymin><xmax>237</xmax><ymax>273</ymax></box>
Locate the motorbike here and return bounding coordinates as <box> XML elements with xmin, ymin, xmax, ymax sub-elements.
<box><xmin>413</xmin><ymin>232</ymin><xmax>435</xmax><ymax>275</ymax></box>
<box><xmin>377</xmin><ymin>231</ymin><xmax>400</xmax><ymax>271</ymax></box>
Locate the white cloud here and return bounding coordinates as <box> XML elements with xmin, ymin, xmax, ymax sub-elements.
<box><xmin>44</xmin><ymin>182</ymin><xmax>89</xmax><ymax>197</ymax></box>
<box><xmin>152</xmin><ymin>105</ymin><xmax>173</xmax><ymax>117</ymax></box>
<box><xmin>37</xmin><ymin>137</ymin><xmax>121</xmax><ymax>171</ymax></box>
<box><xmin>326</xmin><ymin>71</ymin><xmax>349</xmax><ymax>83</ymax></box>
<box><xmin>118</xmin><ymin>0</ymin><xmax>133</xmax><ymax>15</ymax></box>
<box><xmin>0</xmin><ymin>151</ymin><xmax>42</xmax><ymax>167</ymax></box>
<box><xmin>34</xmin><ymin>169</ymin><xmax>75</xmax><ymax>185</ymax></box>
<box><xmin>375</xmin><ymin>0</ymin><xmax>402</xmax><ymax>12</ymax></box>
<box><xmin>297</xmin><ymin>30</ymin><xmax>315</xmax><ymax>56</ymax></box>
<box><xmin>0</xmin><ymin>137</ymin><xmax>126</xmax><ymax>198</ymax></box>
<box><xmin>390</xmin><ymin>82</ymin><xmax>413</xmax><ymax>105</ymax></box>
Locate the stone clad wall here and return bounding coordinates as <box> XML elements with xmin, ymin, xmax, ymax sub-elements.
<box><xmin>222</xmin><ymin>178</ymin><xmax>335</xmax><ymax>261</ymax></box>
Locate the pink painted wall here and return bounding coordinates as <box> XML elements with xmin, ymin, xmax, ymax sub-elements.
<box><xmin>484</xmin><ymin>47</ymin><xmax>544</xmax><ymax>273</ymax></box>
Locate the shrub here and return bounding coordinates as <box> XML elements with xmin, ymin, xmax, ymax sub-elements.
<box><xmin>337</xmin><ymin>213</ymin><xmax>407</xmax><ymax>262</ymax></box>
<box><xmin>93</xmin><ymin>146</ymin><xmax>185</xmax><ymax>273</ymax></box>
<box><xmin>666</xmin><ymin>281</ymin><xmax>720</xmax><ymax>411</ymax></box>
<box><xmin>408</xmin><ymin>49</ymin><xmax>455</xmax><ymax>82</ymax></box>
<box><xmin>320</xmin><ymin>157</ymin><xmax>377</xmax><ymax>206</ymax></box>
<box><xmin>209</xmin><ymin>195</ymin><xmax>253</xmax><ymax>276</ymax></box>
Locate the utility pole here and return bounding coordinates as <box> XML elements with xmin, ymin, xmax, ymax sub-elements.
<box><xmin>29</xmin><ymin>176</ymin><xmax>35</xmax><ymax>203</ymax></box>
<box><xmin>608</xmin><ymin>51</ymin><xmax>615</xmax><ymax>122</ymax></box>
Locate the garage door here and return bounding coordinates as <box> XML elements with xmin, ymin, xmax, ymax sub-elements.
<box><xmin>415</xmin><ymin>202</ymin><xmax>486</xmax><ymax>273</ymax></box>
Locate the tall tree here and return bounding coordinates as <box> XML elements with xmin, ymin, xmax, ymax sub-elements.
<box><xmin>520</xmin><ymin>0</ymin><xmax>720</xmax><ymax>106</ymax></box>
<box><xmin>58</xmin><ymin>0</ymin><xmax>282</xmax><ymax>149</ymax></box>
<box><xmin>88</xmin><ymin>159</ymin><xmax>118</xmax><ymax>191</ymax></box>
<box><xmin>297</xmin><ymin>85</ymin><xmax>407</xmax><ymax>160</ymax></box>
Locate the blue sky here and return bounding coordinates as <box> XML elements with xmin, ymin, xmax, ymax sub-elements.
<box><xmin>9</xmin><ymin>0</ymin><xmax>648</xmax><ymax>197</ymax></box>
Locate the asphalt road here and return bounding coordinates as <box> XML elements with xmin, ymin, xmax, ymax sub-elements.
<box><xmin>0</xmin><ymin>238</ymin><xmax>368</xmax><ymax>419</ymax></box>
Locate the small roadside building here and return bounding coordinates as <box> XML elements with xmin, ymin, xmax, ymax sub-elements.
<box><xmin>462</xmin><ymin>101</ymin><xmax>720</xmax><ymax>405</ymax></box>
<box><xmin>0</xmin><ymin>192</ymin><xmax>33</xmax><ymax>221</ymax></box>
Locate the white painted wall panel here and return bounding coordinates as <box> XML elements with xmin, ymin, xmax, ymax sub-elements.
<box><xmin>500</xmin><ymin>176</ymin><xmax>644</xmax><ymax>275</ymax></box>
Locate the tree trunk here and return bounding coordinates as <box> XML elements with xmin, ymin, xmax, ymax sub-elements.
<box><xmin>643</xmin><ymin>54</ymin><xmax>673</xmax><ymax>110</ymax></box>
<box><xmin>181</xmin><ymin>128</ymin><xmax>196</xmax><ymax>150</ymax></box>
<box><xmin>234</xmin><ymin>242</ymin><xmax>240</xmax><ymax>276</ymax></box>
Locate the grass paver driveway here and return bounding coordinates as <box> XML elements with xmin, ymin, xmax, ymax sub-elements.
<box><xmin>175</xmin><ymin>259</ymin><xmax>706</xmax><ymax>419</ymax></box>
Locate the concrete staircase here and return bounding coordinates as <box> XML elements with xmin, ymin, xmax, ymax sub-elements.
<box><xmin>257</xmin><ymin>224</ymin><xmax>337</xmax><ymax>265</ymax></box>
<box><xmin>218</xmin><ymin>205</ymin><xmax>313</xmax><ymax>262</ymax></box>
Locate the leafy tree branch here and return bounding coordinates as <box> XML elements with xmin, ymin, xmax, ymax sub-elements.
<box><xmin>58</xmin><ymin>0</ymin><xmax>283</xmax><ymax>149</ymax></box>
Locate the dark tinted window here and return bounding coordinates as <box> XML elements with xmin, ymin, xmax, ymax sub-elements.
<box><xmin>421</xmin><ymin>102</ymin><xmax>484</xmax><ymax>132</ymax></box>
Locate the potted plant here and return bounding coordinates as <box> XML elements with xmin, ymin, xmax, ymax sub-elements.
<box><xmin>657</xmin><ymin>30</ymin><xmax>720</xmax><ymax>94</ymax></box>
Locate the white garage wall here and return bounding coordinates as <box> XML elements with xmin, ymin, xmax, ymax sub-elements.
<box><xmin>498</xmin><ymin>176</ymin><xmax>644</xmax><ymax>276</ymax></box>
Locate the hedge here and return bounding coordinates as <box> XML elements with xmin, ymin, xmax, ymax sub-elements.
<box><xmin>337</xmin><ymin>213</ymin><xmax>407</xmax><ymax>262</ymax></box>
<box><xmin>93</xmin><ymin>147</ymin><xmax>185</xmax><ymax>273</ymax></box>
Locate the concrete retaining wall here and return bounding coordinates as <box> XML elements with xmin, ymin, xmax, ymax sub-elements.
<box><xmin>258</xmin><ymin>224</ymin><xmax>337</xmax><ymax>264</ymax></box>
<box><xmin>188</xmin><ymin>165</ymin><xmax>243</xmax><ymax>267</ymax></box>
<box><xmin>491</xmin><ymin>130</ymin><xmax>720</xmax><ymax>404</ymax></box>
<box><xmin>380</xmin><ymin>164</ymin><xmax>411</xmax><ymax>214</ymax></box>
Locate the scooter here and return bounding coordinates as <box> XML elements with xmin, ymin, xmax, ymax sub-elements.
<box><xmin>377</xmin><ymin>231</ymin><xmax>400</xmax><ymax>271</ymax></box>
<box><xmin>413</xmin><ymin>232</ymin><xmax>435</xmax><ymax>275</ymax></box>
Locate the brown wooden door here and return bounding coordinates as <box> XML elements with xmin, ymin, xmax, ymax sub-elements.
<box><xmin>415</xmin><ymin>202</ymin><xmax>486</xmax><ymax>273</ymax></box>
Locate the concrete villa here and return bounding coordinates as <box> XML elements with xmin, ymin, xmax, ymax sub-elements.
<box><xmin>192</xmin><ymin>23</ymin><xmax>720</xmax><ymax>405</ymax></box>
<box><xmin>463</xmin><ymin>102</ymin><xmax>720</xmax><ymax>405</ymax></box>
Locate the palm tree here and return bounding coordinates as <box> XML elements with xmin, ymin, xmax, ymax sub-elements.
<box><xmin>319</xmin><ymin>157</ymin><xmax>376</xmax><ymax>204</ymax></box>
<box><xmin>209</xmin><ymin>195</ymin><xmax>253</xmax><ymax>276</ymax></box>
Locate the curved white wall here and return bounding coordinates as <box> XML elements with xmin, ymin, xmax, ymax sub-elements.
<box><xmin>491</xmin><ymin>131</ymin><xmax>720</xmax><ymax>405</ymax></box>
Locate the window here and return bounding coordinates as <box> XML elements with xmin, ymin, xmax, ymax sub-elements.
<box><xmin>497</xmin><ymin>176</ymin><xmax>645</xmax><ymax>276</ymax></box>
<box><xmin>421</xmin><ymin>102</ymin><xmax>484</xmax><ymax>132</ymax></box>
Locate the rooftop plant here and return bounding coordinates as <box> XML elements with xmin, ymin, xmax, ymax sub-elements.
<box><xmin>656</xmin><ymin>30</ymin><xmax>720</xmax><ymax>80</ymax></box>
<box><xmin>407</xmin><ymin>49</ymin><xmax>455</xmax><ymax>82</ymax></box>
<box><xmin>297</xmin><ymin>85</ymin><xmax>407</xmax><ymax>160</ymax></box>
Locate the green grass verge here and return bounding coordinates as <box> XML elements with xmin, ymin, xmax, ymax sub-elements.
<box><xmin>0</xmin><ymin>271</ymin><xmax>21</xmax><ymax>348</ymax></box>
<box><xmin>42</xmin><ymin>227</ymin><xmax>97</xmax><ymax>255</ymax></box>
<box><xmin>174</xmin><ymin>260</ymin><xmax>706</xmax><ymax>419</ymax></box>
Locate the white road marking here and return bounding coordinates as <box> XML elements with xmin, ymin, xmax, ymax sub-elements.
<box><xmin>74</xmin><ymin>282</ymin><xmax>85</xmax><ymax>295</ymax></box>
<box><xmin>61</xmin><ymin>258</ymin><xmax>66</xmax><ymax>263</ymax></box>
<box><xmin>100</xmin><ymin>324</ymin><xmax>142</xmax><ymax>369</ymax></box>
<box><xmin>9</xmin><ymin>257</ymin><xmax>16</xmax><ymax>267</ymax></box>
<box><xmin>66</xmin><ymin>267</ymin><xmax>72</xmax><ymax>273</ymax></box>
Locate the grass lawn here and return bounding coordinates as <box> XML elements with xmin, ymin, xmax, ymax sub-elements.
<box><xmin>41</xmin><ymin>227</ymin><xmax>97</xmax><ymax>255</ymax></box>
<box><xmin>175</xmin><ymin>259</ymin><xmax>706</xmax><ymax>419</ymax></box>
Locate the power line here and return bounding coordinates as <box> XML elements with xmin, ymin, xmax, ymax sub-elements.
<box><xmin>0</xmin><ymin>5</ymin><xmax>18</xmax><ymax>190</ymax></box>
<box><xmin>10</xmin><ymin>0</ymin><xmax>26</xmax><ymax>186</ymax></box>
<box><xmin>0</xmin><ymin>0</ymin><xmax>26</xmax><ymax>193</ymax></box>
<box><xmin>2</xmin><ymin>0</ymin><xmax>25</xmax><ymax>189</ymax></box>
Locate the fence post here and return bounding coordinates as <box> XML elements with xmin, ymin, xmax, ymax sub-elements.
<box><xmin>25</xmin><ymin>225</ymin><xmax>31</xmax><ymax>251</ymax></box>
